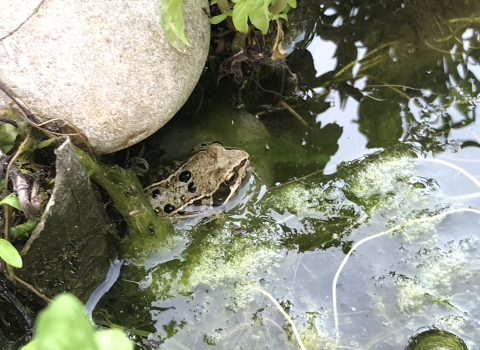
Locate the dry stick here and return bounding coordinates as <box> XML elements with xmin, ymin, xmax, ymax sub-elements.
<box><xmin>2</xmin><ymin>134</ymin><xmax>47</xmax><ymax>302</ymax></box>
<box><xmin>254</xmin><ymin>286</ymin><xmax>306</xmax><ymax>350</ymax></box>
<box><xmin>0</xmin><ymin>77</ymin><xmax>94</xmax><ymax>153</ymax></box>
<box><xmin>13</xmin><ymin>275</ymin><xmax>52</xmax><ymax>303</ymax></box>
<box><xmin>332</xmin><ymin>157</ymin><xmax>480</xmax><ymax>345</ymax></box>
<box><xmin>279</xmin><ymin>100</ymin><xmax>312</xmax><ymax>130</ymax></box>
<box><xmin>0</xmin><ymin>0</ymin><xmax>48</xmax><ymax>41</ymax></box>
<box><xmin>334</xmin><ymin>41</ymin><xmax>396</xmax><ymax>79</ymax></box>
<box><xmin>0</xmin><ymin>78</ymin><xmax>42</xmax><ymax>124</ymax></box>
<box><xmin>418</xmin><ymin>158</ymin><xmax>480</xmax><ymax>188</ymax></box>
<box><xmin>3</xmin><ymin>135</ymin><xmax>27</xmax><ymax>241</ymax></box>
<box><xmin>9</xmin><ymin>166</ymin><xmax>42</xmax><ymax>219</ymax></box>
<box><xmin>0</xmin><ymin>77</ymin><xmax>59</xmax><ymax>130</ymax></box>
<box><xmin>0</xmin><ymin>117</ymin><xmax>18</xmax><ymax>127</ymax></box>
<box><xmin>449</xmin><ymin>16</ymin><xmax>480</xmax><ymax>23</ymax></box>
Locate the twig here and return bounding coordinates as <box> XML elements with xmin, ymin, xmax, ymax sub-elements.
<box><xmin>254</xmin><ymin>286</ymin><xmax>307</xmax><ymax>350</ymax></box>
<box><xmin>0</xmin><ymin>0</ymin><xmax>48</xmax><ymax>41</ymax></box>
<box><xmin>0</xmin><ymin>117</ymin><xmax>18</xmax><ymax>127</ymax></box>
<box><xmin>4</xmin><ymin>132</ymin><xmax>30</xmax><ymax>240</ymax></box>
<box><xmin>0</xmin><ymin>77</ymin><xmax>93</xmax><ymax>153</ymax></box>
<box><xmin>0</xmin><ymin>77</ymin><xmax>43</xmax><ymax>124</ymax></box>
<box><xmin>10</xmin><ymin>166</ymin><xmax>42</xmax><ymax>220</ymax></box>
<box><xmin>279</xmin><ymin>100</ymin><xmax>312</xmax><ymax>129</ymax></box>
<box><xmin>332</xmin><ymin>156</ymin><xmax>480</xmax><ymax>344</ymax></box>
<box><xmin>418</xmin><ymin>158</ymin><xmax>480</xmax><ymax>188</ymax></box>
<box><xmin>13</xmin><ymin>275</ymin><xmax>52</xmax><ymax>303</ymax></box>
<box><xmin>332</xmin><ymin>208</ymin><xmax>480</xmax><ymax>344</ymax></box>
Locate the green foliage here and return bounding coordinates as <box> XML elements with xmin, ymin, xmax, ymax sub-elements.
<box><xmin>231</xmin><ymin>0</ymin><xmax>249</xmax><ymax>33</ymax></box>
<box><xmin>0</xmin><ymin>121</ymin><xmax>17</xmax><ymax>153</ymax></box>
<box><xmin>0</xmin><ymin>193</ymin><xmax>22</xmax><ymax>211</ymax></box>
<box><xmin>10</xmin><ymin>219</ymin><xmax>39</xmax><ymax>239</ymax></box>
<box><xmin>0</xmin><ymin>238</ymin><xmax>22</xmax><ymax>268</ymax></box>
<box><xmin>160</xmin><ymin>0</ymin><xmax>297</xmax><ymax>52</ymax></box>
<box><xmin>22</xmin><ymin>294</ymin><xmax>134</xmax><ymax>350</ymax></box>
<box><xmin>238</xmin><ymin>0</ymin><xmax>270</xmax><ymax>33</ymax></box>
<box><xmin>36</xmin><ymin>138</ymin><xmax>57</xmax><ymax>149</ymax></box>
<box><xmin>0</xmin><ymin>193</ymin><xmax>39</xmax><ymax>239</ymax></box>
<box><xmin>211</xmin><ymin>0</ymin><xmax>297</xmax><ymax>34</ymax></box>
<box><xmin>160</xmin><ymin>0</ymin><xmax>192</xmax><ymax>53</ymax></box>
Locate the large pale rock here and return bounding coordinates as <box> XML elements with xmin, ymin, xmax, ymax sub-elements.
<box><xmin>0</xmin><ymin>0</ymin><xmax>210</xmax><ymax>153</ymax></box>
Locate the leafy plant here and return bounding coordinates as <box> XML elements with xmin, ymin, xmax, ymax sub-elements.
<box><xmin>211</xmin><ymin>0</ymin><xmax>297</xmax><ymax>34</ymax></box>
<box><xmin>0</xmin><ymin>238</ymin><xmax>22</xmax><ymax>268</ymax></box>
<box><xmin>0</xmin><ymin>120</ymin><xmax>18</xmax><ymax>153</ymax></box>
<box><xmin>160</xmin><ymin>0</ymin><xmax>192</xmax><ymax>52</ymax></box>
<box><xmin>160</xmin><ymin>0</ymin><xmax>297</xmax><ymax>54</ymax></box>
<box><xmin>22</xmin><ymin>294</ymin><xmax>134</xmax><ymax>350</ymax></box>
<box><xmin>1</xmin><ymin>192</ymin><xmax>39</xmax><ymax>239</ymax></box>
<box><xmin>0</xmin><ymin>192</ymin><xmax>22</xmax><ymax>211</ymax></box>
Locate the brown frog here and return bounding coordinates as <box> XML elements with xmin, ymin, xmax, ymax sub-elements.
<box><xmin>145</xmin><ymin>143</ymin><xmax>250</xmax><ymax>216</ymax></box>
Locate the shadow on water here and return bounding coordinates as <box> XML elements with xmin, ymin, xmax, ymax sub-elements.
<box><xmin>96</xmin><ymin>1</ymin><xmax>480</xmax><ymax>349</ymax></box>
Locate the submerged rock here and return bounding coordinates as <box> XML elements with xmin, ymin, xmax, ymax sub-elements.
<box><xmin>16</xmin><ymin>139</ymin><xmax>119</xmax><ymax>302</ymax></box>
<box><xmin>0</xmin><ymin>0</ymin><xmax>210</xmax><ymax>153</ymax></box>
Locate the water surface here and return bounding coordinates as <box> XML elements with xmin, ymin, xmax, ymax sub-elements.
<box><xmin>97</xmin><ymin>2</ymin><xmax>480</xmax><ymax>349</ymax></box>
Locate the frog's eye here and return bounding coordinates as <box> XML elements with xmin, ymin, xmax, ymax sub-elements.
<box><xmin>224</xmin><ymin>171</ymin><xmax>236</xmax><ymax>185</ymax></box>
<box><xmin>164</xmin><ymin>204</ymin><xmax>175</xmax><ymax>214</ymax></box>
<box><xmin>188</xmin><ymin>182</ymin><xmax>197</xmax><ymax>193</ymax></box>
<box><xmin>179</xmin><ymin>170</ymin><xmax>191</xmax><ymax>183</ymax></box>
<box><xmin>151</xmin><ymin>189</ymin><xmax>161</xmax><ymax>199</ymax></box>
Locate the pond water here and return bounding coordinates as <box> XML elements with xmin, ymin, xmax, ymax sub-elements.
<box><xmin>95</xmin><ymin>1</ymin><xmax>480</xmax><ymax>349</ymax></box>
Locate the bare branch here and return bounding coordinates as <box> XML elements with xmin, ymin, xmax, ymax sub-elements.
<box><xmin>0</xmin><ymin>0</ymin><xmax>48</xmax><ymax>41</ymax></box>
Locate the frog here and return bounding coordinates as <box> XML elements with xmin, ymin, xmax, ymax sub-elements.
<box><xmin>145</xmin><ymin>143</ymin><xmax>250</xmax><ymax>216</ymax></box>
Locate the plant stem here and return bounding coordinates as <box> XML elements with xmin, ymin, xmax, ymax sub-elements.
<box><xmin>216</xmin><ymin>0</ymin><xmax>230</xmax><ymax>13</ymax></box>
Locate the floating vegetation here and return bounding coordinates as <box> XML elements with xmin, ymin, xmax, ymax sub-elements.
<box><xmin>95</xmin><ymin>142</ymin><xmax>478</xmax><ymax>348</ymax></box>
<box><xmin>405</xmin><ymin>329</ymin><xmax>468</xmax><ymax>350</ymax></box>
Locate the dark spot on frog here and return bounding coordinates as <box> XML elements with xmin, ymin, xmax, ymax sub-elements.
<box><xmin>179</xmin><ymin>170</ymin><xmax>191</xmax><ymax>183</ymax></box>
<box><xmin>188</xmin><ymin>182</ymin><xmax>197</xmax><ymax>193</ymax></box>
<box><xmin>151</xmin><ymin>189</ymin><xmax>161</xmax><ymax>199</ymax></box>
<box><xmin>164</xmin><ymin>204</ymin><xmax>175</xmax><ymax>213</ymax></box>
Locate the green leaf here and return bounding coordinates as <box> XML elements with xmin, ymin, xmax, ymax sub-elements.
<box><xmin>160</xmin><ymin>0</ymin><xmax>192</xmax><ymax>53</ymax></box>
<box><xmin>0</xmin><ymin>121</ymin><xmax>18</xmax><ymax>153</ymax></box>
<box><xmin>272</xmin><ymin>13</ymin><xmax>288</xmax><ymax>21</ymax></box>
<box><xmin>210</xmin><ymin>0</ymin><xmax>217</xmax><ymax>4</ymax></box>
<box><xmin>21</xmin><ymin>340</ymin><xmax>38</xmax><ymax>350</ymax></box>
<box><xmin>30</xmin><ymin>294</ymin><xmax>98</xmax><ymax>350</ymax></box>
<box><xmin>0</xmin><ymin>238</ymin><xmax>22</xmax><ymax>268</ymax></box>
<box><xmin>36</xmin><ymin>138</ymin><xmax>56</xmax><ymax>149</ymax></box>
<box><xmin>232</xmin><ymin>0</ymin><xmax>249</xmax><ymax>33</ymax></box>
<box><xmin>210</xmin><ymin>13</ymin><xmax>228</xmax><ymax>25</ymax></box>
<box><xmin>95</xmin><ymin>329</ymin><xmax>134</xmax><ymax>350</ymax></box>
<box><xmin>22</xmin><ymin>294</ymin><xmax>135</xmax><ymax>350</ymax></box>
<box><xmin>287</xmin><ymin>0</ymin><xmax>296</xmax><ymax>8</ymax></box>
<box><xmin>0</xmin><ymin>193</ymin><xmax>22</xmax><ymax>211</ymax></box>
<box><xmin>247</xmin><ymin>0</ymin><xmax>270</xmax><ymax>34</ymax></box>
